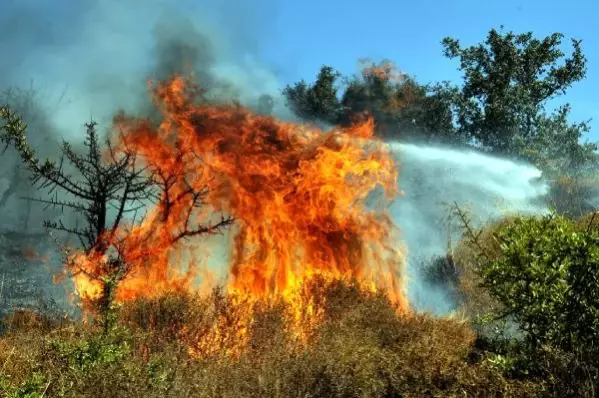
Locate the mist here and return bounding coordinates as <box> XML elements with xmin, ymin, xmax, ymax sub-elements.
<box><xmin>389</xmin><ymin>142</ymin><xmax>549</xmax><ymax>314</ymax></box>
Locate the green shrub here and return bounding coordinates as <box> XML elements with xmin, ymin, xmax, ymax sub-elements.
<box><xmin>473</xmin><ymin>214</ymin><xmax>599</xmax><ymax>354</ymax></box>
<box><xmin>0</xmin><ymin>372</ymin><xmax>49</xmax><ymax>398</ymax></box>
<box><xmin>446</xmin><ymin>209</ymin><xmax>599</xmax><ymax>396</ymax></box>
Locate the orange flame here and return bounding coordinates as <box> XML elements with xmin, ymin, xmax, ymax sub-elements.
<box><xmin>64</xmin><ymin>75</ymin><xmax>409</xmax><ymax>335</ymax></box>
<box><xmin>359</xmin><ymin>59</ymin><xmax>406</xmax><ymax>84</ymax></box>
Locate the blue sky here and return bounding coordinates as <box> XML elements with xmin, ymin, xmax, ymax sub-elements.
<box><xmin>255</xmin><ymin>0</ymin><xmax>599</xmax><ymax>141</ymax></box>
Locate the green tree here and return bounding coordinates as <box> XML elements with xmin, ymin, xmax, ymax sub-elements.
<box><xmin>283</xmin><ymin>61</ymin><xmax>461</xmax><ymax>144</ymax></box>
<box><xmin>515</xmin><ymin>105</ymin><xmax>597</xmax><ymax>175</ymax></box>
<box><xmin>338</xmin><ymin>61</ymin><xmax>445</xmax><ymax>141</ymax></box>
<box><xmin>442</xmin><ymin>28</ymin><xmax>599</xmax><ymax>216</ymax></box>
<box><xmin>515</xmin><ymin>104</ymin><xmax>599</xmax><ymax>216</ymax></box>
<box><xmin>282</xmin><ymin>65</ymin><xmax>341</xmax><ymax>125</ymax></box>
<box><xmin>441</xmin><ymin>27</ymin><xmax>589</xmax><ymax>157</ymax></box>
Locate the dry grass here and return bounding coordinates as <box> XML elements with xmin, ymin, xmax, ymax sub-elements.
<box><xmin>575</xmin><ymin>211</ymin><xmax>599</xmax><ymax>231</ymax></box>
<box><xmin>0</xmin><ymin>279</ymin><xmax>548</xmax><ymax>397</ymax></box>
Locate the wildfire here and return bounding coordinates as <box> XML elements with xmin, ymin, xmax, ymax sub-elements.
<box><xmin>64</xmin><ymin>75</ymin><xmax>408</xmax><ymax>351</ymax></box>
<box><xmin>359</xmin><ymin>58</ymin><xmax>406</xmax><ymax>84</ymax></box>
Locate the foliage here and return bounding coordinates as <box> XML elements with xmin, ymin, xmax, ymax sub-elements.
<box><xmin>441</xmin><ymin>28</ymin><xmax>599</xmax><ymax>216</ymax></box>
<box><xmin>476</xmin><ymin>214</ymin><xmax>599</xmax><ymax>353</ymax></box>
<box><xmin>515</xmin><ymin>105</ymin><xmax>598</xmax><ymax>174</ymax></box>
<box><xmin>452</xmin><ymin>206</ymin><xmax>599</xmax><ymax>352</ymax></box>
<box><xmin>283</xmin><ymin>61</ymin><xmax>462</xmax><ymax>144</ymax></box>
<box><xmin>442</xmin><ymin>28</ymin><xmax>588</xmax><ymax>156</ymax></box>
<box><xmin>515</xmin><ymin>105</ymin><xmax>599</xmax><ymax>217</ymax></box>
<box><xmin>339</xmin><ymin>61</ymin><xmax>460</xmax><ymax>144</ymax></box>
<box><xmin>0</xmin><ymin>372</ymin><xmax>49</xmax><ymax>398</ymax></box>
<box><xmin>282</xmin><ymin>65</ymin><xmax>341</xmax><ymax>125</ymax></box>
<box><xmin>446</xmin><ymin>208</ymin><xmax>599</xmax><ymax>395</ymax></box>
<box><xmin>283</xmin><ymin>29</ymin><xmax>599</xmax><ymax>207</ymax></box>
<box><xmin>47</xmin><ymin>330</ymin><xmax>131</xmax><ymax>373</ymax></box>
<box><xmin>284</xmin><ymin>28</ymin><xmax>597</xmax><ymax>191</ymax></box>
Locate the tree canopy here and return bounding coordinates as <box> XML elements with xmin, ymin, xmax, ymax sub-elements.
<box><xmin>283</xmin><ymin>60</ymin><xmax>461</xmax><ymax>145</ymax></box>
<box><xmin>442</xmin><ymin>28</ymin><xmax>592</xmax><ymax>160</ymax></box>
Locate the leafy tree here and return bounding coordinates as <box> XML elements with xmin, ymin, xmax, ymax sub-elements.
<box><xmin>515</xmin><ymin>105</ymin><xmax>597</xmax><ymax>175</ymax></box>
<box><xmin>283</xmin><ymin>61</ymin><xmax>462</xmax><ymax>144</ymax></box>
<box><xmin>515</xmin><ymin>105</ymin><xmax>599</xmax><ymax>216</ymax></box>
<box><xmin>282</xmin><ymin>65</ymin><xmax>341</xmax><ymax>125</ymax></box>
<box><xmin>442</xmin><ymin>28</ymin><xmax>599</xmax><ymax>216</ymax></box>
<box><xmin>441</xmin><ymin>28</ymin><xmax>589</xmax><ymax>157</ymax></box>
<box><xmin>338</xmin><ymin>61</ymin><xmax>431</xmax><ymax>140</ymax></box>
<box><xmin>407</xmin><ymin>82</ymin><xmax>465</xmax><ymax>144</ymax></box>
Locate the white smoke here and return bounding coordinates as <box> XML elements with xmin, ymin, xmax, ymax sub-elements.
<box><xmin>388</xmin><ymin>142</ymin><xmax>549</xmax><ymax>314</ymax></box>
<box><xmin>1</xmin><ymin>0</ymin><xmax>291</xmax><ymax>232</ymax></box>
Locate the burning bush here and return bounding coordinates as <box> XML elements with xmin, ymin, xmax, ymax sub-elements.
<box><xmin>107</xmin><ymin>75</ymin><xmax>407</xmax><ymax>309</ymax></box>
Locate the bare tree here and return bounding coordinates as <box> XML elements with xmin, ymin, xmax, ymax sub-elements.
<box><xmin>1</xmin><ymin>106</ymin><xmax>234</xmax><ymax>328</ymax></box>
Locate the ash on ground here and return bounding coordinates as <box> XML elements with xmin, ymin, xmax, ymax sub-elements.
<box><xmin>0</xmin><ymin>229</ymin><xmax>76</xmax><ymax>322</ymax></box>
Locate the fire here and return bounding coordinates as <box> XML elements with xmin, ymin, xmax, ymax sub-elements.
<box><xmin>359</xmin><ymin>58</ymin><xmax>406</xmax><ymax>83</ymax></box>
<box><xmin>64</xmin><ymin>75</ymin><xmax>408</xmax><ymax>351</ymax></box>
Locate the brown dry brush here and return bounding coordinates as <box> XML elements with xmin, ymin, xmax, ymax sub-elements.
<box><xmin>0</xmin><ymin>279</ymin><xmax>548</xmax><ymax>397</ymax></box>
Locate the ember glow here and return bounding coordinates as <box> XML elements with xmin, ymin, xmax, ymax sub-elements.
<box><xmin>65</xmin><ymin>75</ymin><xmax>409</xmax><ymax>335</ymax></box>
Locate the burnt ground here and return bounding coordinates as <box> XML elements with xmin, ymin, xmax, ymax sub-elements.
<box><xmin>0</xmin><ymin>230</ymin><xmax>75</xmax><ymax>320</ymax></box>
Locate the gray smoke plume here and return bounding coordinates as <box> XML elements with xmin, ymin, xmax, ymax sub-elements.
<box><xmin>0</xmin><ymin>0</ymin><xmax>287</xmax><ymax>224</ymax></box>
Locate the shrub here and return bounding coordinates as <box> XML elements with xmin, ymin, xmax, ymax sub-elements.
<box><xmin>470</xmin><ymin>214</ymin><xmax>599</xmax><ymax>354</ymax></box>
<box><xmin>0</xmin><ymin>280</ymin><xmax>548</xmax><ymax>397</ymax></box>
